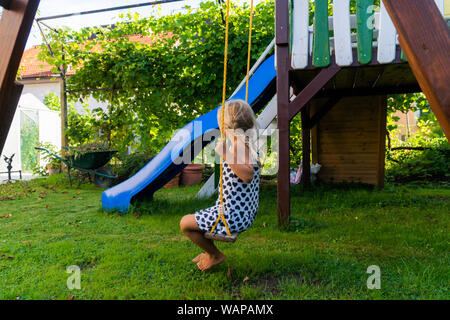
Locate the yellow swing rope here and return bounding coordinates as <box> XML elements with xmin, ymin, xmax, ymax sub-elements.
<box><xmin>209</xmin><ymin>0</ymin><xmax>254</xmax><ymax>237</ymax></box>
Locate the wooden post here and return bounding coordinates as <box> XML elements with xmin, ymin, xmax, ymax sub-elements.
<box><xmin>0</xmin><ymin>0</ymin><xmax>41</xmax><ymax>154</ymax></box>
<box><xmin>60</xmin><ymin>76</ymin><xmax>68</xmax><ymax>150</ymax></box>
<box><xmin>276</xmin><ymin>0</ymin><xmax>291</xmax><ymax>227</ymax></box>
<box><xmin>382</xmin><ymin>0</ymin><xmax>450</xmax><ymax>139</ymax></box>
<box><xmin>60</xmin><ymin>45</ymin><xmax>68</xmax><ymax>151</ymax></box>
<box><xmin>301</xmin><ymin>105</ymin><xmax>310</xmax><ymax>189</ymax></box>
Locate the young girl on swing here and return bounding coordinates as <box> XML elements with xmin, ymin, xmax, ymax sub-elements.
<box><xmin>180</xmin><ymin>99</ymin><xmax>260</xmax><ymax>271</ymax></box>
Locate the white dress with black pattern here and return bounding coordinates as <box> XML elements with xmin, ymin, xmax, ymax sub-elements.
<box><xmin>195</xmin><ymin>161</ymin><xmax>260</xmax><ymax>235</ymax></box>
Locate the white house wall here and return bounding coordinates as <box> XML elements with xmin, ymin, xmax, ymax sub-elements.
<box><xmin>20</xmin><ymin>79</ymin><xmax>109</xmax><ymax>114</ymax></box>
<box><xmin>21</xmin><ymin>80</ymin><xmax>59</xmax><ymax>103</ymax></box>
<box><xmin>21</xmin><ymin>79</ymin><xmax>108</xmax><ymax>113</ymax></box>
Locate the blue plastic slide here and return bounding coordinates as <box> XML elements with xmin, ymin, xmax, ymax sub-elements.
<box><xmin>102</xmin><ymin>55</ymin><xmax>276</xmax><ymax>213</ymax></box>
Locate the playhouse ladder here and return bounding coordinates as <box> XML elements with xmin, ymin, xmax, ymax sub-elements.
<box><xmin>382</xmin><ymin>0</ymin><xmax>450</xmax><ymax>139</ymax></box>
<box><xmin>0</xmin><ymin>0</ymin><xmax>40</xmax><ymax>155</ymax></box>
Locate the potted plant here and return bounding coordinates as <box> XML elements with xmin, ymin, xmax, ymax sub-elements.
<box><xmin>46</xmin><ymin>157</ymin><xmax>61</xmax><ymax>176</ymax></box>
<box><xmin>164</xmin><ymin>173</ymin><xmax>181</xmax><ymax>188</ymax></box>
<box><xmin>181</xmin><ymin>163</ymin><xmax>205</xmax><ymax>186</ymax></box>
<box><xmin>35</xmin><ymin>142</ymin><xmax>61</xmax><ymax>176</ymax></box>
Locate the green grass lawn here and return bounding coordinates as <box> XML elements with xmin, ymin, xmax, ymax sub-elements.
<box><xmin>0</xmin><ymin>174</ymin><xmax>449</xmax><ymax>300</ymax></box>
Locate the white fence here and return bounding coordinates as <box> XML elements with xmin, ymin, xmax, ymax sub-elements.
<box><xmin>291</xmin><ymin>0</ymin><xmax>447</xmax><ymax>69</ymax></box>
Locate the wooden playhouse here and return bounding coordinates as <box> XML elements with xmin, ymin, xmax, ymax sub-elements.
<box><xmin>275</xmin><ymin>0</ymin><xmax>450</xmax><ymax>224</ymax></box>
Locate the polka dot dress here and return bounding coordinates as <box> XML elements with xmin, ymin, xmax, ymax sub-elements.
<box><xmin>195</xmin><ymin>161</ymin><xmax>260</xmax><ymax>235</ymax></box>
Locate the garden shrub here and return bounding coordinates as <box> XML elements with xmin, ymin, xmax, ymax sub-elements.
<box><xmin>33</xmin><ymin>142</ymin><xmax>61</xmax><ymax>176</ymax></box>
<box><xmin>202</xmin><ymin>165</ymin><xmax>214</xmax><ymax>183</ymax></box>
<box><xmin>73</xmin><ymin>142</ymin><xmax>110</xmax><ymax>153</ymax></box>
<box><xmin>114</xmin><ymin>151</ymin><xmax>156</xmax><ymax>183</ymax></box>
<box><xmin>386</xmin><ymin>121</ymin><xmax>449</xmax><ymax>183</ymax></box>
<box><xmin>43</xmin><ymin>92</ymin><xmax>99</xmax><ymax>148</ymax></box>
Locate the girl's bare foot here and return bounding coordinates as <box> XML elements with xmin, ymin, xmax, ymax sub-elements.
<box><xmin>197</xmin><ymin>252</ymin><xmax>226</xmax><ymax>271</ymax></box>
<box><xmin>192</xmin><ymin>253</ymin><xmax>205</xmax><ymax>263</ymax></box>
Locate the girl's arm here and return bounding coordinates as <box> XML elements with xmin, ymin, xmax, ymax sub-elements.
<box><xmin>215</xmin><ymin>137</ymin><xmax>255</xmax><ymax>183</ymax></box>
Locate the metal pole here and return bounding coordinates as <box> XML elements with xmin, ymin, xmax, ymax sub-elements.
<box><xmin>36</xmin><ymin>0</ymin><xmax>186</xmax><ymax>22</ymax></box>
<box><xmin>36</xmin><ymin>20</ymin><xmax>68</xmax><ymax>151</ymax></box>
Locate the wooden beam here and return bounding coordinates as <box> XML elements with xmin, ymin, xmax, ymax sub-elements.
<box><xmin>0</xmin><ymin>82</ymin><xmax>23</xmax><ymax>155</ymax></box>
<box><xmin>276</xmin><ymin>0</ymin><xmax>291</xmax><ymax>227</ymax></box>
<box><xmin>289</xmin><ymin>65</ymin><xmax>341</xmax><ymax>121</ymax></box>
<box><xmin>315</xmin><ymin>84</ymin><xmax>422</xmax><ymax>98</ymax></box>
<box><xmin>0</xmin><ymin>0</ymin><xmax>40</xmax><ymax>89</ymax></box>
<box><xmin>301</xmin><ymin>106</ymin><xmax>311</xmax><ymax>189</ymax></box>
<box><xmin>60</xmin><ymin>77</ymin><xmax>68</xmax><ymax>151</ymax></box>
<box><xmin>302</xmin><ymin>47</ymin><xmax>406</xmax><ymax>71</ymax></box>
<box><xmin>275</xmin><ymin>0</ymin><xmax>289</xmax><ymax>46</ymax></box>
<box><xmin>0</xmin><ymin>0</ymin><xmax>40</xmax><ymax>154</ymax></box>
<box><xmin>382</xmin><ymin>0</ymin><xmax>450</xmax><ymax>139</ymax></box>
<box><xmin>0</xmin><ymin>0</ymin><xmax>12</xmax><ymax>9</ymax></box>
<box><xmin>310</xmin><ymin>101</ymin><xmax>319</xmax><ymax>165</ymax></box>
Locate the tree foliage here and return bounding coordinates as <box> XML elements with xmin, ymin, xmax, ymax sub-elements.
<box><xmin>38</xmin><ymin>1</ymin><xmax>274</xmax><ymax>154</ymax></box>
<box><xmin>387</xmin><ymin>93</ymin><xmax>445</xmax><ymax>138</ymax></box>
<box><xmin>43</xmin><ymin>92</ymin><xmax>98</xmax><ymax>147</ymax></box>
<box><xmin>385</xmin><ymin>120</ymin><xmax>449</xmax><ymax>183</ymax></box>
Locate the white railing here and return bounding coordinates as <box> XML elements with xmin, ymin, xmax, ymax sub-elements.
<box><xmin>291</xmin><ymin>0</ymin><xmax>447</xmax><ymax>69</ymax></box>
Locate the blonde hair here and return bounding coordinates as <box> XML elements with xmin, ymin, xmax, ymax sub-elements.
<box><xmin>218</xmin><ymin>99</ymin><xmax>259</xmax><ymax>164</ymax></box>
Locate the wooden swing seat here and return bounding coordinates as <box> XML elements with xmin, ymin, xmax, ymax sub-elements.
<box><xmin>204</xmin><ymin>232</ymin><xmax>239</xmax><ymax>243</ymax></box>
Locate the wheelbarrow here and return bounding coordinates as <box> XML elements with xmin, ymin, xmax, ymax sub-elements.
<box><xmin>35</xmin><ymin>146</ymin><xmax>118</xmax><ymax>188</ymax></box>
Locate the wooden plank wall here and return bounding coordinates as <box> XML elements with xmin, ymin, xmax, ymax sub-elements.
<box><xmin>311</xmin><ymin>96</ymin><xmax>387</xmax><ymax>186</ymax></box>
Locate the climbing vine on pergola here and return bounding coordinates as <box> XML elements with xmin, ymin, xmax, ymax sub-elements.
<box><xmin>37</xmin><ymin>1</ymin><xmax>275</xmax><ymax>153</ymax></box>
